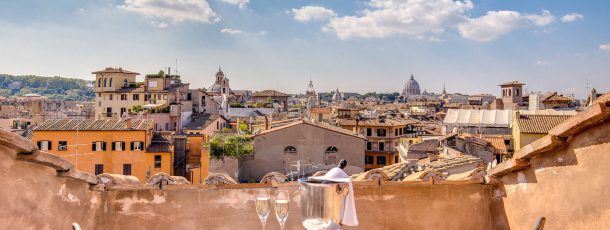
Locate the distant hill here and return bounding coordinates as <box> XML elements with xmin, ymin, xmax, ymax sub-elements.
<box><xmin>0</xmin><ymin>74</ymin><xmax>94</xmax><ymax>101</ymax></box>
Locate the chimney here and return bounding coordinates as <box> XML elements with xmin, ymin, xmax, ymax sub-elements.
<box><xmin>126</xmin><ymin>117</ymin><xmax>133</xmax><ymax>129</ymax></box>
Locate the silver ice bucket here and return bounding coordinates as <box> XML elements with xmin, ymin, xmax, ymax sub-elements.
<box><xmin>299</xmin><ymin>179</ymin><xmax>349</xmax><ymax>229</ymax></box>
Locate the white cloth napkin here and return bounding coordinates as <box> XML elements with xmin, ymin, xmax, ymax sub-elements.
<box><xmin>309</xmin><ymin>167</ymin><xmax>359</xmax><ymax>227</ymax></box>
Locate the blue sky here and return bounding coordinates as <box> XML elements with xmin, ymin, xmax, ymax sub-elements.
<box><xmin>0</xmin><ymin>0</ymin><xmax>608</xmax><ymax>98</ymax></box>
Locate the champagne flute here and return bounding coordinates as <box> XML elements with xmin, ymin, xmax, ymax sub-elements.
<box><xmin>274</xmin><ymin>190</ymin><xmax>290</xmax><ymax>230</ymax></box>
<box><xmin>255</xmin><ymin>189</ymin><xmax>271</xmax><ymax>230</ymax></box>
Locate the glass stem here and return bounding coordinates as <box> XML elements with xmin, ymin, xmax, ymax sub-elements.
<box><xmin>261</xmin><ymin>219</ymin><xmax>266</xmax><ymax>230</ymax></box>
<box><xmin>279</xmin><ymin>222</ymin><xmax>285</xmax><ymax>230</ymax></box>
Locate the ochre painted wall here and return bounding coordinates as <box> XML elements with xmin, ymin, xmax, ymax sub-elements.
<box><xmin>33</xmin><ymin>130</ymin><xmax>171</xmax><ymax>182</ymax></box>
<box><xmin>497</xmin><ymin>121</ymin><xmax>610</xmax><ymax>229</ymax></box>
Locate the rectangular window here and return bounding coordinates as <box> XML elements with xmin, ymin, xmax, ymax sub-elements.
<box><xmin>144</xmin><ymin>94</ymin><xmax>150</xmax><ymax>101</ymax></box>
<box><xmin>37</xmin><ymin>140</ymin><xmax>51</xmax><ymax>151</ymax></box>
<box><xmin>131</xmin><ymin>141</ymin><xmax>143</xmax><ymax>151</ymax></box>
<box><xmin>395</xmin><ymin>156</ymin><xmax>399</xmax><ymax>163</ymax></box>
<box><xmin>95</xmin><ymin>164</ymin><xmax>104</xmax><ymax>175</ymax></box>
<box><xmin>120</xmin><ymin>94</ymin><xmax>127</xmax><ymax>100</ymax></box>
<box><xmin>58</xmin><ymin>141</ymin><xmax>68</xmax><ymax>151</ymax></box>
<box><xmin>92</xmin><ymin>141</ymin><xmax>106</xmax><ymax>151</ymax></box>
<box><xmin>379</xmin><ymin>142</ymin><xmax>385</xmax><ymax>151</ymax></box>
<box><xmin>123</xmin><ymin>164</ymin><xmax>132</xmax><ymax>175</ymax></box>
<box><xmin>106</xmin><ymin>107</ymin><xmax>112</xmax><ymax>117</ymax></box>
<box><xmin>112</xmin><ymin>141</ymin><xmax>124</xmax><ymax>151</ymax></box>
<box><xmin>187</xmin><ymin>93</ymin><xmax>192</xmax><ymax>100</ymax></box>
<box><xmin>377</xmin><ymin>129</ymin><xmax>386</xmax><ymax>137</ymax></box>
<box><xmin>366</xmin><ymin>128</ymin><xmax>372</xmax><ymax>136</ymax></box>
<box><xmin>395</xmin><ymin>129</ymin><xmax>398</xmax><ymax>136</ymax></box>
<box><xmin>163</xmin><ymin>95</ymin><xmax>167</xmax><ymax>100</ymax></box>
<box><xmin>365</xmin><ymin>156</ymin><xmax>374</xmax><ymax>164</ymax></box>
<box><xmin>377</xmin><ymin>156</ymin><xmax>386</xmax><ymax>165</ymax></box>
<box><xmin>109</xmin><ymin>94</ymin><xmax>113</xmax><ymax>100</ymax></box>
<box><xmin>133</xmin><ymin>94</ymin><xmax>140</xmax><ymax>100</ymax></box>
<box><xmin>366</xmin><ymin>142</ymin><xmax>372</xmax><ymax>151</ymax></box>
<box><xmin>154</xmin><ymin>155</ymin><xmax>162</xmax><ymax>168</ymax></box>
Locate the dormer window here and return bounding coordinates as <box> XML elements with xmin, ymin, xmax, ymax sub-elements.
<box><xmin>284</xmin><ymin>146</ymin><xmax>297</xmax><ymax>153</ymax></box>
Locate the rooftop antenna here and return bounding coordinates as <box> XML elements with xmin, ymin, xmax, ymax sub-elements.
<box><xmin>585</xmin><ymin>78</ymin><xmax>590</xmax><ymax>94</ymax></box>
<box><xmin>175</xmin><ymin>58</ymin><xmax>178</xmax><ymax>75</ymax></box>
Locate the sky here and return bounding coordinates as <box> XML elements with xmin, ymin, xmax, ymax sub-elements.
<box><xmin>0</xmin><ymin>0</ymin><xmax>609</xmax><ymax>99</ymax></box>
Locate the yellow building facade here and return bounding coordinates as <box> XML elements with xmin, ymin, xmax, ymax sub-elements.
<box><xmin>32</xmin><ymin>119</ymin><xmax>172</xmax><ymax>182</ymax></box>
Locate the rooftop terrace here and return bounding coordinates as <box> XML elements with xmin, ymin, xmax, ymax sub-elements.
<box><xmin>1</xmin><ymin>92</ymin><xmax>609</xmax><ymax>229</ymax></box>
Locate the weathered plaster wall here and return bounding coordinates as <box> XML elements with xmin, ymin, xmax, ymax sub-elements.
<box><xmin>496</xmin><ymin>121</ymin><xmax>610</xmax><ymax>229</ymax></box>
<box><xmin>93</xmin><ymin>183</ymin><xmax>494</xmax><ymax>230</ymax></box>
<box><xmin>0</xmin><ymin>142</ymin><xmax>101</xmax><ymax>229</ymax></box>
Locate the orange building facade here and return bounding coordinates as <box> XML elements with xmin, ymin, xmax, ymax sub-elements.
<box><xmin>32</xmin><ymin>119</ymin><xmax>172</xmax><ymax>182</ymax></box>
<box><xmin>338</xmin><ymin>117</ymin><xmax>419</xmax><ymax>170</ymax></box>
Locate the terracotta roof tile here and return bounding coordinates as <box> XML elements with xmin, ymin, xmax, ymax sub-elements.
<box><xmin>34</xmin><ymin>119</ymin><xmax>153</xmax><ymax>131</ymax></box>
<box><xmin>256</xmin><ymin>120</ymin><xmax>366</xmax><ymax>140</ymax></box>
<box><xmin>337</xmin><ymin>118</ymin><xmax>417</xmax><ymax>127</ymax></box>
<box><xmin>516</xmin><ymin>114</ymin><xmax>573</xmax><ymax>134</ymax></box>
<box><xmin>251</xmin><ymin>90</ymin><xmax>289</xmax><ymax>97</ymax></box>
<box><xmin>483</xmin><ymin>136</ymin><xmax>508</xmax><ymax>155</ymax></box>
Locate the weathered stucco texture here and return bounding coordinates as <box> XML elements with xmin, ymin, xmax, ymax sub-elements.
<box><xmin>0</xmin><ymin>146</ymin><xmax>100</xmax><ymax>230</ymax></box>
<box><xmin>496</xmin><ymin>121</ymin><xmax>610</xmax><ymax>229</ymax></box>
<box><xmin>93</xmin><ymin>183</ymin><xmax>494</xmax><ymax>230</ymax></box>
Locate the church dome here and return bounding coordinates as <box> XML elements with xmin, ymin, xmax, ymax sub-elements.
<box><xmin>402</xmin><ymin>74</ymin><xmax>421</xmax><ymax>96</ymax></box>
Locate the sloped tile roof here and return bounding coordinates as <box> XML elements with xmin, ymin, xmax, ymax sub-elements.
<box><xmin>34</xmin><ymin>119</ymin><xmax>153</xmax><ymax>131</ymax></box>
<box><xmin>542</xmin><ymin>92</ymin><xmax>572</xmax><ymax>103</ymax></box>
<box><xmin>483</xmin><ymin>136</ymin><xmax>508</xmax><ymax>155</ymax></box>
<box><xmin>337</xmin><ymin>117</ymin><xmax>417</xmax><ymax>127</ymax></box>
<box><xmin>425</xmin><ymin>155</ymin><xmax>482</xmax><ymax>171</ymax></box>
<box><xmin>516</xmin><ymin>114</ymin><xmax>573</xmax><ymax>134</ymax></box>
<box><xmin>251</xmin><ymin>90</ymin><xmax>289</xmax><ymax>97</ymax></box>
<box><xmin>184</xmin><ymin>114</ymin><xmax>225</xmax><ymax>130</ymax></box>
<box><xmin>256</xmin><ymin>120</ymin><xmax>366</xmax><ymax>140</ymax></box>
<box><xmin>92</xmin><ymin>67</ymin><xmax>139</xmax><ymax>75</ymax></box>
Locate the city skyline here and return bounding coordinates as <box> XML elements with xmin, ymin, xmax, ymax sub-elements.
<box><xmin>1</xmin><ymin>0</ymin><xmax>609</xmax><ymax>98</ymax></box>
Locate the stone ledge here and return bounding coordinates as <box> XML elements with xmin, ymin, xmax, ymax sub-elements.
<box><xmin>17</xmin><ymin>150</ymin><xmax>74</xmax><ymax>172</ymax></box>
<box><xmin>58</xmin><ymin>169</ymin><xmax>99</xmax><ymax>185</ymax></box>
<box><xmin>488</xmin><ymin>158</ymin><xmax>530</xmax><ymax>178</ymax></box>
<box><xmin>0</xmin><ymin>129</ymin><xmax>38</xmax><ymax>156</ymax></box>
<box><xmin>549</xmin><ymin>101</ymin><xmax>610</xmax><ymax>138</ymax></box>
<box><xmin>513</xmin><ymin>135</ymin><xmax>567</xmax><ymax>160</ymax></box>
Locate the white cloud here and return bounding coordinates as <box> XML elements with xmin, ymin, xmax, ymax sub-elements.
<box><xmin>525</xmin><ymin>10</ymin><xmax>555</xmax><ymax>26</ymax></box>
<box><xmin>600</xmin><ymin>44</ymin><xmax>610</xmax><ymax>51</ymax></box>
<box><xmin>220</xmin><ymin>0</ymin><xmax>249</xmax><ymax>9</ymax></box>
<box><xmin>561</xmin><ymin>13</ymin><xmax>584</xmax><ymax>23</ymax></box>
<box><xmin>220</xmin><ymin>28</ymin><xmax>243</xmax><ymax>35</ymax></box>
<box><xmin>458</xmin><ymin>11</ymin><xmax>526</xmax><ymax>42</ymax></box>
<box><xmin>320</xmin><ymin>0</ymin><xmax>557</xmax><ymax>42</ymax></box>
<box><xmin>119</xmin><ymin>0</ymin><xmax>219</xmax><ymax>27</ymax></box>
<box><xmin>536</xmin><ymin>59</ymin><xmax>550</xmax><ymax>65</ymax></box>
<box><xmin>259</xmin><ymin>30</ymin><xmax>268</xmax><ymax>35</ymax></box>
<box><xmin>458</xmin><ymin>10</ymin><xmax>555</xmax><ymax>42</ymax></box>
<box><xmin>292</xmin><ymin>6</ymin><xmax>337</xmax><ymax>22</ymax></box>
<box><xmin>325</xmin><ymin>0</ymin><xmax>473</xmax><ymax>39</ymax></box>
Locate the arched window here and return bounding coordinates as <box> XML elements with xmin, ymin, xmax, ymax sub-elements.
<box><xmin>515</xmin><ymin>88</ymin><xmax>520</xmax><ymax>96</ymax></box>
<box><xmin>284</xmin><ymin>146</ymin><xmax>297</xmax><ymax>153</ymax></box>
<box><xmin>109</xmin><ymin>78</ymin><xmax>113</xmax><ymax>87</ymax></box>
<box><xmin>103</xmin><ymin>78</ymin><xmax>107</xmax><ymax>87</ymax></box>
<box><xmin>325</xmin><ymin>146</ymin><xmax>338</xmax><ymax>153</ymax></box>
<box><xmin>98</xmin><ymin>78</ymin><xmax>101</xmax><ymax>87</ymax></box>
